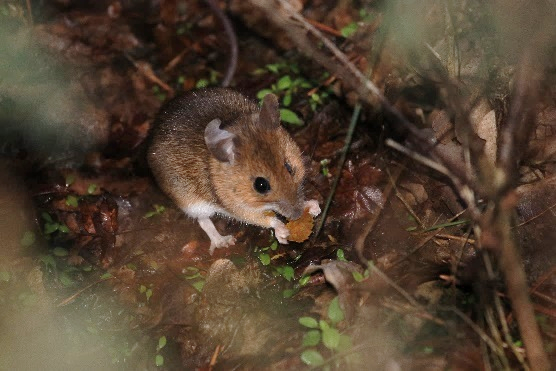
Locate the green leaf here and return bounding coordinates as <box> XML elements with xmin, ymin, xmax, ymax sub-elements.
<box><xmin>277</xmin><ymin>75</ymin><xmax>292</xmax><ymax>90</ymax></box>
<box><xmin>157</xmin><ymin>336</ymin><xmax>167</xmax><ymax>351</ymax></box>
<box><xmin>336</xmin><ymin>248</ymin><xmax>347</xmax><ymax>262</ymax></box>
<box><xmin>139</xmin><ymin>285</ymin><xmax>147</xmax><ymax>293</ymax></box>
<box><xmin>352</xmin><ymin>271</ymin><xmax>364</xmax><ymax>282</ymax></box>
<box><xmin>299</xmin><ymin>316</ymin><xmax>319</xmax><ymax>328</ymax></box>
<box><xmin>155</xmin><ymin>354</ymin><xmax>164</xmax><ymax>367</ymax></box>
<box><xmin>327</xmin><ymin>296</ymin><xmax>345</xmax><ymax>324</ymax></box>
<box><xmin>282</xmin><ymin>289</ymin><xmax>295</xmax><ymax>298</ymax></box>
<box><xmin>59</xmin><ymin>271</ymin><xmax>75</xmax><ymax>287</ymax></box>
<box><xmin>65</xmin><ymin>195</ymin><xmax>79</xmax><ymax>207</ymax></box>
<box><xmin>302</xmin><ymin>330</ymin><xmax>321</xmax><ymax>347</ymax></box>
<box><xmin>282</xmin><ymin>93</ymin><xmax>292</xmax><ymax>107</ymax></box>
<box><xmin>322</xmin><ymin>326</ymin><xmax>340</xmax><ymax>350</ymax></box>
<box><xmin>192</xmin><ymin>280</ymin><xmax>205</xmax><ymax>292</ymax></box>
<box><xmin>0</xmin><ymin>270</ymin><xmax>10</xmax><ymax>282</ymax></box>
<box><xmin>65</xmin><ymin>174</ymin><xmax>76</xmax><ymax>187</ymax></box>
<box><xmin>52</xmin><ymin>247</ymin><xmax>69</xmax><ymax>257</ymax></box>
<box><xmin>146</xmin><ymin>288</ymin><xmax>153</xmax><ymax>301</ymax></box>
<box><xmin>279</xmin><ymin>109</ymin><xmax>303</xmax><ymax>125</ymax></box>
<box><xmin>44</xmin><ymin>222</ymin><xmax>59</xmax><ymax>234</ymax></box>
<box><xmin>259</xmin><ymin>253</ymin><xmax>271</xmax><ymax>266</ymax></box>
<box><xmin>100</xmin><ymin>273</ymin><xmax>113</xmax><ymax>280</ymax></box>
<box><xmin>300</xmin><ymin>349</ymin><xmax>324</xmax><ymax>366</ymax></box>
<box><xmin>58</xmin><ymin>224</ymin><xmax>70</xmax><ymax>233</ymax></box>
<box><xmin>20</xmin><ymin>231</ymin><xmax>36</xmax><ymax>247</ymax></box>
<box><xmin>270</xmin><ymin>240</ymin><xmax>278</xmax><ymax>251</ymax></box>
<box><xmin>299</xmin><ymin>275</ymin><xmax>310</xmax><ymax>286</ymax></box>
<box><xmin>41</xmin><ymin>212</ymin><xmax>53</xmax><ymax>223</ymax></box>
<box><xmin>39</xmin><ymin>254</ymin><xmax>56</xmax><ymax>269</ymax></box>
<box><xmin>282</xmin><ymin>266</ymin><xmax>295</xmax><ymax>281</ymax></box>
<box><xmin>196</xmin><ymin>79</ymin><xmax>209</xmax><ymax>88</ymax></box>
<box><xmin>340</xmin><ymin>22</ymin><xmax>358</xmax><ymax>38</ymax></box>
<box><xmin>257</xmin><ymin>89</ymin><xmax>273</xmax><ymax>100</ymax></box>
<box><xmin>266</xmin><ymin>63</ymin><xmax>280</xmax><ymax>73</ymax></box>
<box><xmin>87</xmin><ymin>183</ymin><xmax>97</xmax><ymax>194</ymax></box>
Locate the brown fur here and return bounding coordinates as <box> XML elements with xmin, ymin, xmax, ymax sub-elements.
<box><xmin>148</xmin><ymin>88</ymin><xmax>306</xmax><ymax>228</ymax></box>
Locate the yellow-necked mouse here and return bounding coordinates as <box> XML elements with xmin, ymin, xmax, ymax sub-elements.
<box><xmin>148</xmin><ymin>88</ymin><xmax>320</xmax><ymax>254</ymax></box>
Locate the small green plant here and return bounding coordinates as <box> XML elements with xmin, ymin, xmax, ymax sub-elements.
<box><xmin>139</xmin><ymin>284</ymin><xmax>153</xmax><ymax>302</ymax></box>
<box><xmin>144</xmin><ymin>204</ymin><xmax>166</xmax><ymax>218</ymax></box>
<box><xmin>41</xmin><ymin>212</ymin><xmax>70</xmax><ymax>235</ymax></box>
<box><xmin>320</xmin><ymin>159</ymin><xmax>331</xmax><ymax>177</ymax></box>
<box><xmin>155</xmin><ymin>336</ymin><xmax>167</xmax><ymax>367</ymax></box>
<box><xmin>299</xmin><ymin>296</ymin><xmax>351</xmax><ymax>366</ymax></box>
<box><xmin>152</xmin><ymin>85</ymin><xmax>166</xmax><ymax>102</ymax></box>
<box><xmin>182</xmin><ymin>266</ymin><xmax>205</xmax><ymax>292</ymax></box>
<box><xmin>255</xmin><ymin>61</ymin><xmax>330</xmax><ymax>124</ymax></box>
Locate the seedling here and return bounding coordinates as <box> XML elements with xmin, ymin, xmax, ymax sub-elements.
<box><xmin>299</xmin><ymin>296</ymin><xmax>352</xmax><ymax>366</ymax></box>
<box><xmin>144</xmin><ymin>204</ymin><xmax>166</xmax><ymax>219</ymax></box>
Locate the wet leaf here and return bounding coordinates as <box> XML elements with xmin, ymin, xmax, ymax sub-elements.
<box><xmin>302</xmin><ymin>330</ymin><xmax>321</xmax><ymax>347</ymax></box>
<box><xmin>299</xmin><ymin>317</ymin><xmax>319</xmax><ymax>328</ymax></box>
<box><xmin>327</xmin><ymin>296</ymin><xmax>345</xmax><ymax>324</ymax></box>
<box><xmin>300</xmin><ymin>349</ymin><xmax>324</xmax><ymax>366</ymax></box>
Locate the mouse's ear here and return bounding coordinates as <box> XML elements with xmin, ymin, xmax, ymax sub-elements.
<box><xmin>259</xmin><ymin>93</ymin><xmax>280</xmax><ymax>129</ymax></box>
<box><xmin>205</xmin><ymin>119</ymin><xmax>236</xmax><ymax>163</ymax></box>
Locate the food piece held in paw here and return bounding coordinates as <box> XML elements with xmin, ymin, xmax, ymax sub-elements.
<box><xmin>285</xmin><ymin>208</ymin><xmax>315</xmax><ymax>243</ymax></box>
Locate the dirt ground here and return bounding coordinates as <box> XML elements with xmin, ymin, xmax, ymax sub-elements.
<box><xmin>0</xmin><ymin>0</ymin><xmax>555</xmax><ymax>369</ymax></box>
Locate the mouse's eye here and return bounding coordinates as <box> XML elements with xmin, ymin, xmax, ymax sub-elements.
<box><xmin>284</xmin><ymin>161</ymin><xmax>293</xmax><ymax>175</ymax></box>
<box><xmin>254</xmin><ymin>177</ymin><xmax>271</xmax><ymax>194</ymax></box>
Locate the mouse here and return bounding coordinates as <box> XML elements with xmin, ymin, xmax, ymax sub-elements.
<box><xmin>147</xmin><ymin>88</ymin><xmax>320</xmax><ymax>254</ymax></box>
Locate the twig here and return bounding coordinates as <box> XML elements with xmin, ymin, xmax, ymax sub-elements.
<box><xmin>311</xmin><ymin>103</ymin><xmax>361</xmax><ymax>241</ymax></box>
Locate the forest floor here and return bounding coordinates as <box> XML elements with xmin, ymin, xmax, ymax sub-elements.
<box><xmin>0</xmin><ymin>0</ymin><xmax>555</xmax><ymax>369</ymax></box>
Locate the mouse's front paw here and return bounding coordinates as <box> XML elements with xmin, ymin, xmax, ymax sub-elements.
<box><xmin>270</xmin><ymin>219</ymin><xmax>289</xmax><ymax>244</ymax></box>
<box><xmin>305</xmin><ymin>199</ymin><xmax>321</xmax><ymax>216</ymax></box>
<box><xmin>209</xmin><ymin>234</ymin><xmax>236</xmax><ymax>255</ymax></box>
